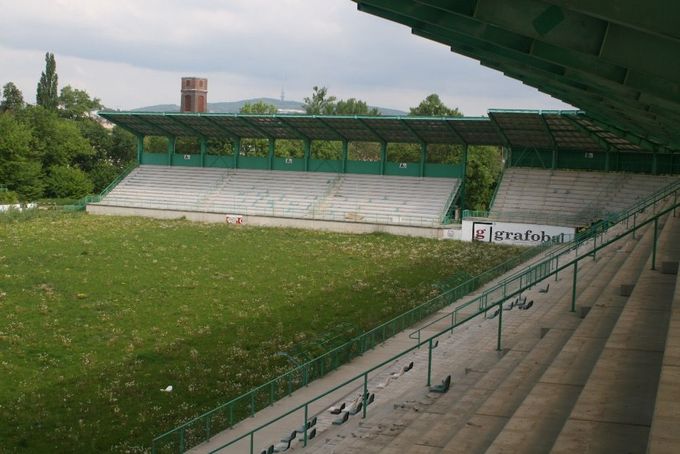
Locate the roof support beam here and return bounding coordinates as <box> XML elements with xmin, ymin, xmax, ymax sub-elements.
<box><xmin>134</xmin><ymin>115</ymin><xmax>175</xmax><ymax>138</ymax></box>
<box><xmin>316</xmin><ymin>117</ymin><xmax>349</xmax><ymax>142</ymax></box>
<box><xmin>442</xmin><ymin>120</ymin><xmax>467</xmax><ymax>145</ymax></box>
<box><xmin>277</xmin><ymin>116</ymin><xmax>311</xmax><ymax>142</ymax></box>
<box><xmin>164</xmin><ymin>115</ymin><xmax>207</xmax><ymax>139</ymax></box>
<box><xmin>398</xmin><ymin>118</ymin><xmax>427</xmax><ymax>144</ymax></box>
<box><xmin>202</xmin><ymin>116</ymin><xmax>240</xmax><ymax>141</ymax></box>
<box><xmin>237</xmin><ymin>116</ymin><xmax>274</xmax><ymax>140</ymax></box>
<box><xmin>357</xmin><ymin>118</ymin><xmax>387</xmax><ymax>143</ymax></box>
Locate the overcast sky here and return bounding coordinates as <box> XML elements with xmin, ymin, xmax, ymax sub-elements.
<box><xmin>0</xmin><ymin>0</ymin><xmax>573</xmax><ymax>115</ymax></box>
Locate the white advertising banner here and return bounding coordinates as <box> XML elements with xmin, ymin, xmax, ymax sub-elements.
<box><xmin>461</xmin><ymin>220</ymin><xmax>575</xmax><ymax>246</ymax></box>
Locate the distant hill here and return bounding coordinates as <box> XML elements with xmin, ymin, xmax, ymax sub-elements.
<box><xmin>133</xmin><ymin>97</ymin><xmax>406</xmax><ymax>116</ymax></box>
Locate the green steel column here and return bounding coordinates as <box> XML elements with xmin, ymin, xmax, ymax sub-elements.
<box><xmin>571</xmin><ymin>261</ymin><xmax>578</xmax><ymax>312</ymax></box>
<box><xmin>342</xmin><ymin>141</ymin><xmax>349</xmax><ymax>173</ymax></box>
<box><xmin>605</xmin><ymin>148</ymin><xmax>610</xmax><ymax>172</ymax></box>
<box><xmin>652</xmin><ymin>151</ymin><xmax>658</xmax><ymax>175</ymax></box>
<box><xmin>303</xmin><ymin>139</ymin><xmax>311</xmax><ymax>172</ymax></box>
<box><xmin>167</xmin><ymin>136</ymin><xmax>176</xmax><ymax>166</ymax></box>
<box><xmin>460</xmin><ymin>145</ymin><xmax>469</xmax><ymax>212</ymax></box>
<box><xmin>380</xmin><ymin>142</ymin><xmax>387</xmax><ymax>175</ymax></box>
<box><xmin>652</xmin><ymin>217</ymin><xmax>658</xmax><ymax>270</ymax></box>
<box><xmin>199</xmin><ymin>137</ymin><xmax>207</xmax><ymax>168</ymax></box>
<box><xmin>427</xmin><ymin>338</ymin><xmax>433</xmax><ymax>386</ymax></box>
<box><xmin>551</xmin><ymin>147</ymin><xmax>557</xmax><ymax>170</ymax></box>
<box><xmin>362</xmin><ymin>374</ymin><xmax>368</xmax><ymax>418</ymax></box>
<box><xmin>496</xmin><ymin>304</ymin><xmax>503</xmax><ymax>351</ymax></box>
<box><xmin>303</xmin><ymin>404</ymin><xmax>309</xmax><ymax>446</ymax></box>
<box><xmin>268</xmin><ymin>139</ymin><xmax>275</xmax><ymax>170</ymax></box>
<box><xmin>136</xmin><ymin>134</ymin><xmax>144</xmax><ymax>164</ymax></box>
<box><xmin>233</xmin><ymin>137</ymin><xmax>241</xmax><ymax>169</ymax></box>
<box><xmin>420</xmin><ymin>143</ymin><xmax>427</xmax><ymax>177</ymax></box>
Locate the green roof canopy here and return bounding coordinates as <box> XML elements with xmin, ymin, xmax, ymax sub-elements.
<box><xmin>98</xmin><ymin>110</ymin><xmax>656</xmax><ymax>154</ymax></box>
<box><xmin>352</xmin><ymin>0</ymin><xmax>680</xmax><ymax>153</ymax></box>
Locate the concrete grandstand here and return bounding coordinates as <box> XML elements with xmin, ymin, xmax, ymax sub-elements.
<box><xmin>90</xmin><ymin>2</ymin><xmax>680</xmax><ymax>453</ymax></box>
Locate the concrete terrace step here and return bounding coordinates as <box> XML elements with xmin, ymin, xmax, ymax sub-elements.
<box><xmin>485</xmin><ymin>220</ymin><xmax>658</xmax><ymax>453</ymax></box>
<box><xmin>550</xmin><ymin>213</ymin><xmax>679</xmax><ymax>454</ymax></box>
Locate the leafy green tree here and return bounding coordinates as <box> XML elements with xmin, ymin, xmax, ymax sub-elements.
<box><xmin>335</xmin><ymin>98</ymin><xmax>380</xmax><ymax>116</ymax></box>
<box><xmin>18</xmin><ymin>106</ymin><xmax>93</xmax><ymax>168</ymax></box>
<box><xmin>1</xmin><ymin>82</ymin><xmax>24</xmax><ymax>112</ymax></box>
<box><xmin>409</xmin><ymin>94</ymin><xmax>461</xmax><ymax>117</ymax></box>
<box><xmin>75</xmin><ymin>118</ymin><xmax>113</xmax><ymax>171</ymax></box>
<box><xmin>240</xmin><ymin>101</ymin><xmax>277</xmax><ymax>114</ymax></box>
<box><xmin>303</xmin><ymin>86</ymin><xmax>337</xmax><ymax>115</ymax></box>
<box><xmin>2</xmin><ymin>161</ymin><xmax>44</xmax><ymax>200</ymax></box>
<box><xmin>0</xmin><ymin>113</ymin><xmax>44</xmax><ymax>199</ymax></box>
<box><xmin>0</xmin><ymin>113</ymin><xmax>33</xmax><ymax>161</ymax></box>
<box><xmin>59</xmin><ymin>86</ymin><xmax>102</xmax><ymax>119</ymax></box>
<box><xmin>36</xmin><ymin>52</ymin><xmax>59</xmax><ymax>111</ymax></box>
<box><xmin>45</xmin><ymin>165</ymin><xmax>94</xmax><ymax>198</ymax></box>
<box><xmin>88</xmin><ymin>161</ymin><xmax>121</xmax><ymax>192</ymax></box>
<box><xmin>109</xmin><ymin>126</ymin><xmax>136</xmax><ymax>165</ymax></box>
<box><xmin>464</xmin><ymin>146</ymin><xmax>503</xmax><ymax>211</ymax></box>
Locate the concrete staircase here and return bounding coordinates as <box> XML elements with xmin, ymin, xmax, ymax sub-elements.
<box><xmin>291</xmin><ymin>210</ymin><xmax>680</xmax><ymax>453</ymax></box>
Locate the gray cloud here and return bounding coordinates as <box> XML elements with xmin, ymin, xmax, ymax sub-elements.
<box><xmin>0</xmin><ymin>0</ymin><xmax>572</xmax><ymax>114</ymax></box>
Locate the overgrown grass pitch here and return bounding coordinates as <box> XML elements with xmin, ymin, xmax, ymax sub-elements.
<box><xmin>0</xmin><ymin>212</ymin><xmax>520</xmax><ymax>452</ymax></box>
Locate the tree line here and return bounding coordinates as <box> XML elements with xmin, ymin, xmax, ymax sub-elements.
<box><xmin>0</xmin><ymin>53</ymin><xmax>502</xmax><ymax>210</ymax></box>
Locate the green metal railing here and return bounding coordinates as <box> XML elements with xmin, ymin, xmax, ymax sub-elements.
<box><xmin>152</xmin><ymin>178</ymin><xmax>680</xmax><ymax>453</ymax></box>
<box><xmin>412</xmin><ymin>179</ymin><xmax>680</xmax><ymax>344</ymax></box>
<box><xmin>206</xmin><ymin>199</ymin><xmax>679</xmax><ymax>454</ymax></box>
<box><xmin>440</xmin><ymin>181</ymin><xmax>463</xmax><ymax>224</ymax></box>
<box><xmin>62</xmin><ymin>162</ymin><xmax>138</xmax><ymax>212</ymax></box>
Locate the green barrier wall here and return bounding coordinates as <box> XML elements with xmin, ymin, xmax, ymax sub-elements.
<box><xmin>425</xmin><ymin>163</ymin><xmax>464</xmax><ymax>178</ymax></box>
<box><xmin>272</xmin><ymin>157</ymin><xmax>305</xmax><ymax>171</ymax></box>
<box><xmin>309</xmin><ymin>159</ymin><xmax>342</xmax><ymax>173</ymax></box>
<box><xmin>139</xmin><ymin>153</ymin><xmax>464</xmax><ymax>178</ymax></box>
<box><xmin>141</xmin><ymin>152</ymin><xmax>169</xmax><ymax>165</ymax></box>
<box><xmin>172</xmin><ymin>154</ymin><xmax>202</xmax><ymax>167</ymax></box>
<box><xmin>204</xmin><ymin>155</ymin><xmax>234</xmax><ymax>168</ymax></box>
<box><xmin>510</xmin><ymin>148</ymin><xmax>679</xmax><ymax>175</ymax></box>
<box><xmin>238</xmin><ymin>156</ymin><xmax>268</xmax><ymax>170</ymax></box>
<box><xmin>385</xmin><ymin>161</ymin><xmax>420</xmax><ymax>177</ymax></box>
<box><xmin>346</xmin><ymin>160</ymin><xmax>381</xmax><ymax>174</ymax></box>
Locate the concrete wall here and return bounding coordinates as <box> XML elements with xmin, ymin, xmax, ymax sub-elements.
<box><xmin>87</xmin><ymin>203</ymin><xmax>462</xmax><ymax>240</ymax></box>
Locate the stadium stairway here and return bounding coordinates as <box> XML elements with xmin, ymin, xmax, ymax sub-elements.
<box><xmin>288</xmin><ymin>210</ymin><xmax>673</xmax><ymax>453</ymax></box>
<box><xmin>648</xmin><ymin>212</ymin><xmax>680</xmax><ymax>453</ymax></box>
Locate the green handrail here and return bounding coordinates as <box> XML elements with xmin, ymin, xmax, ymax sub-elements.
<box><xmin>440</xmin><ymin>180</ymin><xmax>463</xmax><ymax>224</ymax></box>
<box><xmin>205</xmin><ymin>200</ymin><xmax>679</xmax><ymax>454</ymax></box>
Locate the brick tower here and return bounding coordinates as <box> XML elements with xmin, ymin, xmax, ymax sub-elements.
<box><xmin>180</xmin><ymin>77</ymin><xmax>208</xmax><ymax>112</ymax></box>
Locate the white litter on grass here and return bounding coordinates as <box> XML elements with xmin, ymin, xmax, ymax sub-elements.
<box><xmin>161</xmin><ymin>385</ymin><xmax>173</xmax><ymax>392</ymax></box>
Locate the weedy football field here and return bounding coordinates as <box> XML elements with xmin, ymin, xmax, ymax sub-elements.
<box><xmin>0</xmin><ymin>212</ymin><xmax>520</xmax><ymax>452</ymax></box>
